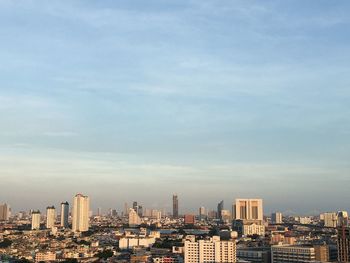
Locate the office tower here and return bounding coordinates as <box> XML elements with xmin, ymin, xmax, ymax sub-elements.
<box><xmin>322</xmin><ymin>212</ymin><xmax>338</xmax><ymax>228</ymax></box>
<box><xmin>46</xmin><ymin>206</ymin><xmax>56</xmax><ymax>229</ymax></box>
<box><xmin>133</xmin><ymin>201</ymin><xmax>138</xmax><ymax>213</ymax></box>
<box><xmin>0</xmin><ymin>203</ymin><xmax>10</xmax><ymax>221</ymax></box>
<box><xmin>184</xmin><ymin>214</ymin><xmax>195</xmax><ymax>225</ymax></box>
<box><xmin>72</xmin><ymin>193</ymin><xmax>90</xmax><ymax>232</ymax></box>
<box><xmin>128</xmin><ymin>208</ymin><xmax>141</xmax><ymax>226</ymax></box>
<box><xmin>232</xmin><ymin>199</ymin><xmax>264</xmax><ymax>236</ymax></box>
<box><xmin>221</xmin><ymin>209</ymin><xmax>232</xmax><ymax>222</ymax></box>
<box><xmin>31</xmin><ymin>210</ymin><xmax>41</xmax><ymax>230</ymax></box>
<box><xmin>184</xmin><ymin>236</ymin><xmax>236</xmax><ymax>263</ymax></box>
<box><xmin>271</xmin><ymin>212</ymin><xmax>283</xmax><ymax>224</ymax></box>
<box><xmin>124</xmin><ymin>202</ymin><xmax>129</xmax><ymax>216</ymax></box>
<box><xmin>60</xmin><ymin>202</ymin><xmax>69</xmax><ymax>228</ymax></box>
<box><xmin>138</xmin><ymin>205</ymin><xmax>143</xmax><ymax>217</ymax></box>
<box><xmin>199</xmin><ymin>206</ymin><xmax>206</xmax><ymax>220</ymax></box>
<box><xmin>97</xmin><ymin>207</ymin><xmax>102</xmax><ymax>216</ymax></box>
<box><xmin>217</xmin><ymin>200</ymin><xmax>224</xmax><ymax>220</ymax></box>
<box><xmin>173</xmin><ymin>194</ymin><xmax>179</xmax><ymax>218</ymax></box>
<box><xmin>233</xmin><ymin>199</ymin><xmax>263</xmax><ymax>220</ymax></box>
<box><xmin>337</xmin><ymin>211</ymin><xmax>350</xmax><ymax>262</ymax></box>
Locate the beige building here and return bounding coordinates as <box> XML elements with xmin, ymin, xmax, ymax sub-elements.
<box><xmin>184</xmin><ymin>236</ymin><xmax>236</xmax><ymax>263</ymax></box>
<box><xmin>72</xmin><ymin>193</ymin><xmax>90</xmax><ymax>232</ymax></box>
<box><xmin>233</xmin><ymin>199</ymin><xmax>263</xmax><ymax>221</ymax></box>
<box><xmin>35</xmin><ymin>251</ymin><xmax>56</xmax><ymax>262</ymax></box>
<box><xmin>31</xmin><ymin>211</ymin><xmax>41</xmax><ymax>230</ymax></box>
<box><xmin>0</xmin><ymin>203</ymin><xmax>10</xmax><ymax>221</ymax></box>
<box><xmin>46</xmin><ymin>206</ymin><xmax>56</xmax><ymax>229</ymax></box>
<box><xmin>129</xmin><ymin>208</ymin><xmax>141</xmax><ymax>226</ymax></box>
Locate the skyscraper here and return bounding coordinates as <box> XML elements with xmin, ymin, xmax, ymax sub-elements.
<box><xmin>60</xmin><ymin>202</ymin><xmax>69</xmax><ymax>228</ymax></box>
<box><xmin>271</xmin><ymin>212</ymin><xmax>283</xmax><ymax>224</ymax></box>
<box><xmin>46</xmin><ymin>206</ymin><xmax>56</xmax><ymax>229</ymax></box>
<box><xmin>217</xmin><ymin>200</ymin><xmax>224</xmax><ymax>220</ymax></box>
<box><xmin>0</xmin><ymin>203</ymin><xmax>10</xmax><ymax>221</ymax></box>
<box><xmin>337</xmin><ymin>211</ymin><xmax>350</xmax><ymax>262</ymax></box>
<box><xmin>128</xmin><ymin>208</ymin><xmax>141</xmax><ymax>226</ymax></box>
<box><xmin>199</xmin><ymin>206</ymin><xmax>206</xmax><ymax>220</ymax></box>
<box><xmin>233</xmin><ymin>199</ymin><xmax>263</xmax><ymax>221</ymax></box>
<box><xmin>72</xmin><ymin>194</ymin><xmax>90</xmax><ymax>232</ymax></box>
<box><xmin>173</xmin><ymin>194</ymin><xmax>179</xmax><ymax>218</ymax></box>
<box><xmin>31</xmin><ymin>210</ymin><xmax>41</xmax><ymax>230</ymax></box>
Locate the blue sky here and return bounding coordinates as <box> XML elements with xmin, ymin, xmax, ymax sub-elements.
<box><xmin>0</xmin><ymin>0</ymin><xmax>350</xmax><ymax>214</ymax></box>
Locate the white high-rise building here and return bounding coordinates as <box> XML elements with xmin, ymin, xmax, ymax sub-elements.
<box><xmin>321</xmin><ymin>212</ymin><xmax>337</xmax><ymax>228</ymax></box>
<box><xmin>72</xmin><ymin>194</ymin><xmax>90</xmax><ymax>232</ymax></box>
<box><xmin>272</xmin><ymin>212</ymin><xmax>283</xmax><ymax>224</ymax></box>
<box><xmin>31</xmin><ymin>211</ymin><xmax>41</xmax><ymax>230</ymax></box>
<box><xmin>233</xmin><ymin>199</ymin><xmax>263</xmax><ymax>221</ymax></box>
<box><xmin>60</xmin><ymin>202</ymin><xmax>69</xmax><ymax>228</ymax></box>
<box><xmin>184</xmin><ymin>236</ymin><xmax>236</xmax><ymax>263</ymax></box>
<box><xmin>46</xmin><ymin>206</ymin><xmax>56</xmax><ymax>229</ymax></box>
<box><xmin>129</xmin><ymin>208</ymin><xmax>141</xmax><ymax>226</ymax></box>
<box><xmin>0</xmin><ymin>203</ymin><xmax>10</xmax><ymax>221</ymax></box>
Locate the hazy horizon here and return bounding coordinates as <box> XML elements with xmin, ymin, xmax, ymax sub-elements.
<box><xmin>1</xmin><ymin>1</ymin><xmax>350</xmax><ymax>214</ymax></box>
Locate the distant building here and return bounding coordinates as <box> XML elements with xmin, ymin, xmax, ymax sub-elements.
<box><xmin>271</xmin><ymin>245</ymin><xmax>316</xmax><ymax>263</ymax></box>
<box><xmin>233</xmin><ymin>199</ymin><xmax>263</xmax><ymax>221</ymax></box>
<box><xmin>46</xmin><ymin>206</ymin><xmax>55</xmax><ymax>229</ymax></box>
<box><xmin>184</xmin><ymin>214</ymin><xmax>195</xmax><ymax>225</ymax></box>
<box><xmin>35</xmin><ymin>251</ymin><xmax>56</xmax><ymax>262</ymax></box>
<box><xmin>199</xmin><ymin>207</ymin><xmax>206</xmax><ymax>220</ymax></box>
<box><xmin>173</xmin><ymin>194</ymin><xmax>179</xmax><ymax>218</ymax></box>
<box><xmin>129</xmin><ymin>208</ymin><xmax>141</xmax><ymax>226</ymax></box>
<box><xmin>0</xmin><ymin>203</ymin><xmax>10</xmax><ymax>221</ymax></box>
<box><xmin>237</xmin><ymin>247</ymin><xmax>271</xmax><ymax>263</ymax></box>
<box><xmin>217</xmin><ymin>200</ymin><xmax>224</xmax><ymax>220</ymax></box>
<box><xmin>184</xmin><ymin>235</ymin><xmax>236</xmax><ymax>263</ymax></box>
<box><xmin>60</xmin><ymin>201</ymin><xmax>69</xmax><ymax>228</ymax></box>
<box><xmin>72</xmin><ymin>193</ymin><xmax>90</xmax><ymax>232</ymax></box>
<box><xmin>31</xmin><ymin>210</ymin><xmax>41</xmax><ymax>230</ymax></box>
<box><xmin>232</xmin><ymin>199</ymin><xmax>264</xmax><ymax>236</ymax></box>
<box><xmin>271</xmin><ymin>212</ymin><xmax>283</xmax><ymax>224</ymax></box>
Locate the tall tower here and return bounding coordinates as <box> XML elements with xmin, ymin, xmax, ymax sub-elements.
<box><xmin>60</xmin><ymin>202</ymin><xmax>69</xmax><ymax>228</ymax></box>
<box><xmin>217</xmin><ymin>200</ymin><xmax>224</xmax><ymax>220</ymax></box>
<box><xmin>0</xmin><ymin>203</ymin><xmax>10</xmax><ymax>221</ymax></box>
<box><xmin>46</xmin><ymin>206</ymin><xmax>56</xmax><ymax>229</ymax></box>
<box><xmin>31</xmin><ymin>210</ymin><xmax>41</xmax><ymax>230</ymax></box>
<box><xmin>173</xmin><ymin>194</ymin><xmax>179</xmax><ymax>218</ymax></box>
<box><xmin>72</xmin><ymin>194</ymin><xmax>90</xmax><ymax>232</ymax></box>
<box><xmin>337</xmin><ymin>211</ymin><xmax>350</xmax><ymax>262</ymax></box>
<box><xmin>233</xmin><ymin>199</ymin><xmax>263</xmax><ymax>221</ymax></box>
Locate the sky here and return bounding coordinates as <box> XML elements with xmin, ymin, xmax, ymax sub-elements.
<box><xmin>0</xmin><ymin>0</ymin><xmax>350</xmax><ymax>215</ymax></box>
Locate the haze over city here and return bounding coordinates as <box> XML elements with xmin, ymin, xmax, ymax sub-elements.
<box><xmin>1</xmin><ymin>0</ymin><xmax>350</xmax><ymax>214</ymax></box>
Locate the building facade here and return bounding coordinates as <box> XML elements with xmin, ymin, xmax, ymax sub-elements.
<box><xmin>72</xmin><ymin>193</ymin><xmax>90</xmax><ymax>232</ymax></box>
<box><xmin>60</xmin><ymin>201</ymin><xmax>69</xmax><ymax>228</ymax></box>
<box><xmin>46</xmin><ymin>206</ymin><xmax>56</xmax><ymax>229</ymax></box>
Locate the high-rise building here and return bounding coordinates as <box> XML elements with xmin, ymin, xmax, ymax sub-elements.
<box><xmin>271</xmin><ymin>212</ymin><xmax>283</xmax><ymax>224</ymax></box>
<box><xmin>271</xmin><ymin>245</ymin><xmax>316</xmax><ymax>263</ymax></box>
<box><xmin>322</xmin><ymin>212</ymin><xmax>338</xmax><ymax>228</ymax></box>
<box><xmin>31</xmin><ymin>210</ymin><xmax>41</xmax><ymax>230</ymax></box>
<box><xmin>217</xmin><ymin>200</ymin><xmax>224</xmax><ymax>220</ymax></box>
<box><xmin>337</xmin><ymin>212</ymin><xmax>350</xmax><ymax>262</ymax></box>
<box><xmin>46</xmin><ymin>206</ymin><xmax>56</xmax><ymax>229</ymax></box>
<box><xmin>0</xmin><ymin>203</ymin><xmax>10</xmax><ymax>221</ymax></box>
<box><xmin>232</xmin><ymin>199</ymin><xmax>264</xmax><ymax>236</ymax></box>
<box><xmin>72</xmin><ymin>193</ymin><xmax>90</xmax><ymax>232</ymax></box>
<box><xmin>199</xmin><ymin>206</ymin><xmax>206</xmax><ymax>220</ymax></box>
<box><xmin>173</xmin><ymin>194</ymin><xmax>179</xmax><ymax>218</ymax></box>
<box><xmin>184</xmin><ymin>235</ymin><xmax>236</xmax><ymax>263</ymax></box>
<box><xmin>128</xmin><ymin>208</ymin><xmax>141</xmax><ymax>226</ymax></box>
<box><xmin>97</xmin><ymin>207</ymin><xmax>102</xmax><ymax>216</ymax></box>
<box><xmin>133</xmin><ymin>201</ymin><xmax>138</xmax><ymax>213</ymax></box>
<box><xmin>60</xmin><ymin>202</ymin><xmax>69</xmax><ymax>228</ymax></box>
<box><xmin>124</xmin><ymin>202</ymin><xmax>129</xmax><ymax>216</ymax></box>
<box><xmin>233</xmin><ymin>199</ymin><xmax>263</xmax><ymax>221</ymax></box>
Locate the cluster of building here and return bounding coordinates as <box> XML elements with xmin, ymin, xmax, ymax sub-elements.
<box><xmin>0</xmin><ymin>195</ymin><xmax>350</xmax><ymax>263</ymax></box>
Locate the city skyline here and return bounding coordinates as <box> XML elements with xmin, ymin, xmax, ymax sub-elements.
<box><xmin>1</xmin><ymin>1</ymin><xmax>350</xmax><ymax>214</ymax></box>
